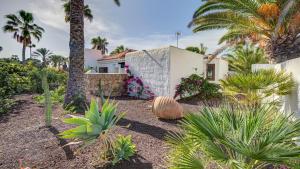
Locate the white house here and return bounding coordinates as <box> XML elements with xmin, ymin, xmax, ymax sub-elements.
<box><xmin>125</xmin><ymin>46</ymin><xmax>228</xmax><ymax>97</ymax></box>
<box><xmin>253</xmin><ymin>57</ymin><xmax>300</xmax><ymax>117</ymax></box>
<box><xmin>84</xmin><ymin>49</ymin><xmax>103</xmax><ymax>72</ymax></box>
<box><xmin>96</xmin><ymin>50</ymin><xmax>135</xmax><ymax>73</ymax></box>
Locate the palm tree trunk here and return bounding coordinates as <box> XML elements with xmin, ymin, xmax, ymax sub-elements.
<box><xmin>64</xmin><ymin>0</ymin><xmax>86</xmax><ymax>107</ymax></box>
<box><xmin>22</xmin><ymin>42</ymin><xmax>26</xmax><ymax>63</ymax></box>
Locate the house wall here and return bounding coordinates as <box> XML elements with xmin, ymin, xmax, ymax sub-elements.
<box><xmin>98</xmin><ymin>60</ymin><xmax>125</xmax><ymax>73</ymax></box>
<box><xmin>125</xmin><ymin>47</ymin><xmax>170</xmax><ymax>96</ymax></box>
<box><xmin>203</xmin><ymin>58</ymin><xmax>229</xmax><ymax>83</ymax></box>
<box><xmin>169</xmin><ymin>47</ymin><xmax>204</xmax><ymax>98</ymax></box>
<box><xmin>253</xmin><ymin>57</ymin><xmax>300</xmax><ymax>117</ymax></box>
<box><xmin>84</xmin><ymin>49</ymin><xmax>103</xmax><ymax>71</ymax></box>
<box><xmin>85</xmin><ymin>73</ymin><xmax>128</xmax><ymax>97</ymax></box>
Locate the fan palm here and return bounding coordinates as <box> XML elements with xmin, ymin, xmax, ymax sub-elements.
<box><xmin>91</xmin><ymin>36</ymin><xmax>109</xmax><ymax>54</ymax></box>
<box><xmin>167</xmin><ymin>105</ymin><xmax>300</xmax><ymax>169</ymax></box>
<box><xmin>62</xmin><ymin>0</ymin><xmax>93</xmax><ymax>22</ymax></box>
<box><xmin>227</xmin><ymin>43</ymin><xmax>268</xmax><ymax>74</ymax></box>
<box><xmin>32</xmin><ymin>48</ymin><xmax>54</xmax><ymax>67</ymax></box>
<box><xmin>221</xmin><ymin>69</ymin><xmax>295</xmax><ymax>106</ymax></box>
<box><xmin>59</xmin><ymin>99</ymin><xmax>124</xmax><ymax>143</ymax></box>
<box><xmin>65</xmin><ymin>0</ymin><xmax>120</xmax><ymax>107</ymax></box>
<box><xmin>3</xmin><ymin>10</ymin><xmax>44</xmax><ymax>62</ymax></box>
<box><xmin>110</xmin><ymin>45</ymin><xmax>128</xmax><ymax>55</ymax></box>
<box><xmin>190</xmin><ymin>0</ymin><xmax>300</xmax><ymax>62</ymax></box>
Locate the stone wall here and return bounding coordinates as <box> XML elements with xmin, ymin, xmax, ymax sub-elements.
<box><xmin>85</xmin><ymin>73</ymin><xmax>128</xmax><ymax>97</ymax></box>
<box><xmin>125</xmin><ymin>47</ymin><xmax>170</xmax><ymax>97</ymax></box>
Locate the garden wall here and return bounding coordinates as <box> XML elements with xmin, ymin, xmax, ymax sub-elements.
<box><xmin>253</xmin><ymin>57</ymin><xmax>300</xmax><ymax>118</ymax></box>
<box><xmin>85</xmin><ymin>73</ymin><xmax>128</xmax><ymax>97</ymax></box>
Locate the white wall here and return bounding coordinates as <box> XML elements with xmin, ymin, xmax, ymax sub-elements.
<box><xmin>84</xmin><ymin>49</ymin><xmax>103</xmax><ymax>71</ymax></box>
<box><xmin>98</xmin><ymin>59</ymin><xmax>125</xmax><ymax>73</ymax></box>
<box><xmin>169</xmin><ymin>47</ymin><xmax>204</xmax><ymax>97</ymax></box>
<box><xmin>203</xmin><ymin>58</ymin><xmax>229</xmax><ymax>83</ymax></box>
<box><xmin>125</xmin><ymin>47</ymin><xmax>170</xmax><ymax>96</ymax></box>
<box><xmin>253</xmin><ymin>58</ymin><xmax>300</xmax><ymax>117</ymax></box>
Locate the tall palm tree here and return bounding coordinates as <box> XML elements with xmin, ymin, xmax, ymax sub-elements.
<box><xmin>0</xmin><ymin>46</ymin><xmax>2</xmax><ymax>53</ymax></box>
<box><xmin>32</xmin><ymin>48</ymin><xmax>54</xmax><ymax>67</ymax></box>
<box><xmin>227</xmin><ymin>43</ymin><xmax>268</xmax><ymax>74</ymax></box>
<box><xmin>28</xmin><ymin>43</ymin><xmax>36</xmax><ymax>59</ymax></box>
<box><xmin>199</xmin><ymin>43</ymin><xmax>207</xmax><ymax>55</ymax></box>
<box><xmin>62</xmin><ymin>0</ymin><xmax>93</xmax><ymax>22</ymax></box>
<box><xmin>64</xmin><ymin>0</ymin><xmax>120</xmax><ymax>107</ymax></box>
<box><xmin>190</xmin><ymin>0</ymin><xmax>300</xmax><ymax>62</ymax></box>
<box><xmin>110</xmin><ymin>45</ymin><xmax>128</xmax><ymax>55</ymax></box>
<box><xmin>3</xmin><ymin>10</ymin><xmax>44</xmax><ymax>62</ymax></box>
<box><xmin>91</xmin><ymin>36</ymin><xmax>109</xmax><ymax>54</ymax></box>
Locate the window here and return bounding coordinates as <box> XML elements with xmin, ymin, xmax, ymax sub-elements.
<box><xmin>99</xmin><ymin>67</ymin><xmax>108</xmax><ymax>73</ymax></box>
<box><xmin>207</xmin><ymin>64</ymin><xmax>215</xmax><ymax>81</ymax></box>
<box><xmin>119</xmin><ymin>62</ymin><xmax>125</xmax><ymax>68</ymax></box>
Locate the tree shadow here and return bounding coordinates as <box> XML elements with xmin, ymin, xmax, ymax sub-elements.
<box><xmin>117</xmin><ymin>118</ymin><xmax>171</xmax><ymax>140</ymax></box>
<box><xmin>48</xmin><ymin>126</ymin><xmax>75</xmax><ymax>160</ymax></box>
<box><xmin>99</xmin><ymin>155</ymin><xmax>153</xmax><ymax>169</ymax></box>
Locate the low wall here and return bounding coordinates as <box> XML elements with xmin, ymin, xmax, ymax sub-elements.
<box><xmin>85</xmin><ymin>73</ymin><xmax>128</xmax><ymax>97</ymax></box>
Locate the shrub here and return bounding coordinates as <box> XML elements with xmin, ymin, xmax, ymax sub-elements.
<box><xmin>59</xmin><ymin>99</ymin><xmax>125</xmax><ymax>143</ymax></box>
<box><xmin>174</xmin><ymin>74</ymin><xmax>221</xmax><ymax>99</ymax></box>
<box><xmin>110</xmin><ymin>135</ymin><xmax>136</xmax><ymax>165</ymax></box>
<box><xmin>166</xmin><ymin>105</ymin><xmax>300</xmax><ymax>169</ymax></box>
<box><xmin>221</xmin><ymin>69</ymin><xmax>295</xmax><ymax>106</ymax></box>
<box><xmin>34</xmin><ymin>86</ymin><xmax>65</xmax><ymax>105</ymax></box>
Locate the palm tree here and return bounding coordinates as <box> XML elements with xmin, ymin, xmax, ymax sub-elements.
<box><xmin>3</xmin><ymin>10</ymin><xmax>44</xmax><ymax>62</ymax></box>
<box><xmin>91</xmin><ymin>36</ymin><xmax>109</xmax><ymax>54</ymax></box>
<box><xmin>167</xmin><ymin>105</ymin><xmax>300</xmax><ymax>169</ymax></box>
<box><xmin>62</xmin><ymin>0</ymin><xmax>93</xmax><ymax>22</ymax></box>
<box><xmin>221</xmin><ymin>69</ymin><xmax>295</xmax><ymax>106</ymax></box>
<box><xmin>49</xmin><ymin>55</ymin><xmax>65</xmax><ymax>68</ymax></box>
<box><xmin>186</xmin><ymin>46</ymin><xmax>200</xmax><ymax>54</ymax></box>
<box><xmin>189</xmin><ymin>0</ymin><xmax>300</xmax><ymax>62</ymax></box>
<box><xmin>28</xmin><ymin>43</ymin><xmax>36</xmax><ymax>59</ymax></box>
<box><xmin>227</xmin><ymin>43</ymin><xmax>268</xmax><ymax>74</ymax></box>
<box><xmin>64</xmin><ymin>0</ymin><xmax>120</xmax><ymax>107</ymax></box>
<box><xmin>185</xmin><ymin>43</ymin><xmax>207</xmax><ymax>55</ymax></box>
<box><xmin>110</xmin><ymin>45</ymin><xmax>128</xmax><ymax>55</ymax></box>
<box><xmin>0</xmin><ymin>46</ymin><xmax>2</xmax><ymax>53</ymax></box>
<box><xmin>32</xmin><ymin>48</ymin><xmax>54</xmax><ymax>67</ymax></box>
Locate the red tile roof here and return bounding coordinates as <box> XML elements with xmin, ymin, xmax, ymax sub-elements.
<box><xmin>98</xmin><ymin>49</ymin><xmax>136</xmax><ymax>61</ymax></box>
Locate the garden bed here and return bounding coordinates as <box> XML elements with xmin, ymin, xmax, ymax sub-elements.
<box><xmin>0</xmin><ymin>94</ymin><xmax>204</xmax><ymax>169</ymax></box>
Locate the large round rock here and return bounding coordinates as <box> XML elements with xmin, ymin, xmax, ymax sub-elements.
<box><xmin>152</xmin><ymin>96</ymin><xmax>183</xmax><ymax>119</ymax></box>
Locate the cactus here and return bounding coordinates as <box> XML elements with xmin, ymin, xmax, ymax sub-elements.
<box><xmin>41</xmin><ymin>69</ymin><xmax>52</xmax><ymax>127</ymax></box>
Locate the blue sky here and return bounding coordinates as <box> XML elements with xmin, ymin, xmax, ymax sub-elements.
<box><xmin>0</xmin><ymin>0</ymin><xmax>225</xmax><ymax>58</ymax></box>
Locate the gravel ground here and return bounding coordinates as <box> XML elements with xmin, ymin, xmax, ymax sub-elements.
<box><xmin>0</xmin><ymin>94</ymin><xmax>207</xmax><ymax>169</ymax></box>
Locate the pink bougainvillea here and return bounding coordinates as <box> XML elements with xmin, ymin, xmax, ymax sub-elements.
<box><xmin>124</xmin><ymin>65</ymin><xmax>155</xmax><ymax>100</ymax></box>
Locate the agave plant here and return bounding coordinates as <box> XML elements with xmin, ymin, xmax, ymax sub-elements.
<box><xmin>59</xmin><ymin>99</ymin><xmax>124</xmax><ymax>143</ymax></box>
<box><xmin>111</xmin><ymin>135</ymin><xmax>136</xmax><ymax>165</ymax></box>
<box><xmin>221</xmin><ymin>69</ymin><xmax>294</xmax><ymax>106</ymax></box>
<box><xmin>167</xmin><ymin>105</ymin><xmax>300</xmax><ymax>169</ymax></box>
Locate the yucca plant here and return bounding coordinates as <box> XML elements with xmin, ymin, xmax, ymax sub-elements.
<box><xmin>221</xmin><ymin>69</ymin><xmax>294</xmax><ymax>106</ymax></box>
<box><xmin>59</xmin><ymin>98</ymin><xmax>124</xmax><ymax>143</ymax></box>
<box><xmin>41</xmin><ymin>69</ymin><xmax>52</xmax><ymax>127</ymax></box>
<box><xmin>167</xmin><ymin>105</ymin><xmax>300</xmax><ymax>169</ymax></box>
<box><xmin>111</xmin><ymin>135</ymin><xmax>136</xmax><ymax>165</ymax></box>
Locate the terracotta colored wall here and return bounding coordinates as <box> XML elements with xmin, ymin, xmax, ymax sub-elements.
<box><xmin>85</xmin><ymin>73</ymin><xmax>128</xmax><ymax>97</ymax></box>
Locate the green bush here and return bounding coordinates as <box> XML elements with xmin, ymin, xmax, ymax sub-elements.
<box><xmin>110</xmin><ymin>135</ymin><xmax>136</xmax><ymax>165</ymax></box>
<box><xmin>0</xmin><ymin>59</ymin><xmax>67</xmax><ymax>115</ymax></box>
<box><xmin>34</xmin><ymin>86</ymin><xmax>65</xmax><ymax>105</ymax></box>
<box><xmin>174</xmin><ymin>74</ymin><xmax>221</xmax><ymax>99</ymax></box>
